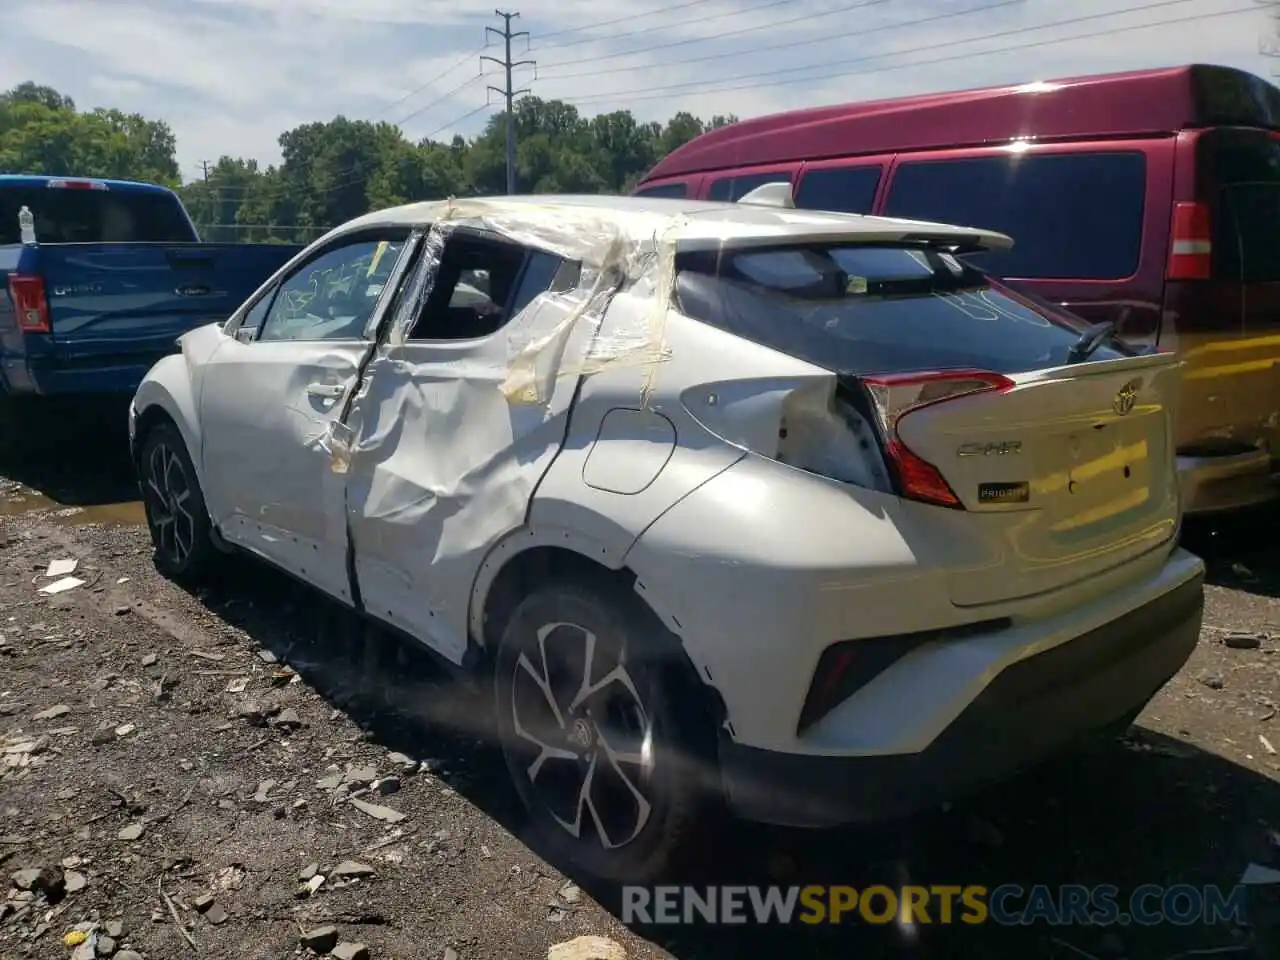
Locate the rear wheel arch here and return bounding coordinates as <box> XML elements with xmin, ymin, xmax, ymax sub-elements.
<box><xmin>472</xmin><ymin>537</ymin><xmax>725</xmax><ymax>705</ymax></box>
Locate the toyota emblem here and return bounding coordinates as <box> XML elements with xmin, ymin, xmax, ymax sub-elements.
<box><xmin>1112</xmin><ymin>379</ymin><xmax>1141</xmax><ymax>416</ymax></box>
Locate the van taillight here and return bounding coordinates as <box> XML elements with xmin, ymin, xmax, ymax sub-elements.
<box><xmin>7</xmin><ymin>274</ymin><xmax>51</xmax><ymax>333</ymax></box>
<box><xmin>1167</xmin><ymin>201</ymin><xmax>1211</xmax><ymax>281</ymax></box>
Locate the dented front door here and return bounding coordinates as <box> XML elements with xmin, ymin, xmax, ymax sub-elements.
<box><xmin>199</xmin><ymin>230</ymin><xmax>412</xmax><ymax>604</ymax></box>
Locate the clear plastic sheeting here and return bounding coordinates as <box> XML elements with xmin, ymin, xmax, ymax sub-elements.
<box><xmin>322</xmin><ymin>197</ymin><xmax>688</xmax><ymax>663</ymax></box>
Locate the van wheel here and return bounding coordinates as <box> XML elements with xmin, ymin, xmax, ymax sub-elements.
<box><xmin>139</xmin><ymin>422</ymin><xmax>216</xmax><ymax>583</ymax></box>
<box><xmin>493</xmin><ymin>578</ymin><xmax>715</xmax><ymax>883</ymax></box>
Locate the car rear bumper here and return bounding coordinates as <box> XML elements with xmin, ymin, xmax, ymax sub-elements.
<box><xmin>1178</xmin><ymin>448</ymin><xmax>1279</xmax><ymax>514</ymax></box>
<box><xmin>718</xmin><ymin>564</ymin><xmax>1204</xmax><ymax>828</ymax></box>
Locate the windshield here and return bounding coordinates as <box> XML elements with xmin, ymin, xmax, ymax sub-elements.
<box><xmin>674</xmin><ymin>243</ymin><xmax>1129</xmax><ymax>375</ymax></box>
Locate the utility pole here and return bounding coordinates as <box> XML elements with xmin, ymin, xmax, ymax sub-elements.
<box><xmin>483</xmin><ymin>10</ymin><xmax>534</xmax><ymax>195</ymax></box>
<box><xmin>199</xmin><ymin>160</ymin><xmax>211</xmax><ymax>182</ymax></box>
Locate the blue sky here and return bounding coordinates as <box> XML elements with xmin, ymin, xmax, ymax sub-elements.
<box><xmin>1</xmin><ymin>0</ymin><xmax>1272</xmax><ymax>183</ymax></box>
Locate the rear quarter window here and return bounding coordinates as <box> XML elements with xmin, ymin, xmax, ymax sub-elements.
<box><xmin>707</xmin><ymin>171</ymin><xmax>793</xmax><ymax>202</ymax></box>
<box><xmin>882</xmin><ymin>152</ymin><xmax>1147</xmax><ymax>281</ymax></box>
<box><xmin>794</xmin><ymin>166</ymin><xmax>882</xmax><ymax>214</ymax></box>
<box><xmin>0</xmin><ymin>186</ymin><xmax>194</xmax><ymax>244</ymax></box>
<box><xmin>633</xmin><ymin>182</ymin><xmax>689</xmax><ymax>199</ymax></box>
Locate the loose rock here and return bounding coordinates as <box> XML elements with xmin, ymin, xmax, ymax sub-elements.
<box><xmin>33</xmin><ymin>704</ymin><xmax>71</xmax><ymax>720</ymax></box>
<box><xmin>301</xmin><ymin>924</ymin><xmax>340</xmax><ymax>952</ymax></box>
<box><xmin>332</xmin><ymin>943</ymin><xmax>370</xmax><ymax>960</ymax></box>
<box><xmin>349</xmin><ymin>796</ymin><xmax>406</xmax><ymax>823</ymax></box>
<box><xmin>204</xmin><ymin>901</ymin><xmax>228</xmax><ymax>925</ymax></box>
<box><xmin>1224</xmin><ymin>632</ymin><xmax>1264</xmax><ymax>650</ymax></box>
<box><xmin>547</xmin><ymin>936</ymin><xmax>628</xmax><ymax>960</ymax></box>
<box><xmin>299</xmin><ymin>862</ymin><xmax>319</xmax><ymax>881</ymax></box>
<box><xmin>96</xmin><ymin>934</ymin><xmax>116</xmax><ymax>956</ymax></box>
<box><xmin>11</xmin><ymin>866</ymin><xmax>64</xmax><ymax>896</ymax></box>
<box><xmin>116</xmin><ymin>823</ymin><xmax>144</xmax><ymax>842</ymax></box>
<box><xmin>331</xmin><ymin>860</ymin><xmax>375</xmax><ymax>879</ymax></box>
<box><xmin>274</xmin><ymin>708</ymin><xmax>303</xmax><ymax>730</ymax></box>
<box><xmin>64</xmin><ymin>869</ymin><xmax>87</xmax><ymax>893</ymax></box>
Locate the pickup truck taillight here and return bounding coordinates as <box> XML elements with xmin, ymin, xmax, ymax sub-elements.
<box><xmin>7</xmin><ymin>274</ymin><xmax>51</xmax><ymax>333</ymax></box>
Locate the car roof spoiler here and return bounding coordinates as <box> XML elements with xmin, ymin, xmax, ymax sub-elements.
<box><xmin>735</xmin><ymin>182</ymin><xmax>795</xmax><ymax>209</ymax></box>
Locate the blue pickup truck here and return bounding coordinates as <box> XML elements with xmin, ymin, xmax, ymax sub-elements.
<box><xmin>0</xmin><ymin>174</ymin><xmax>304</xmax><ymax>412</ymax></box>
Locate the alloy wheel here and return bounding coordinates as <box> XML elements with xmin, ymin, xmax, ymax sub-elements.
<box><xmin>509</xmin><ymin>621</ymin><xmax>655</xmax><ymax>851</ymax></box>
<box><xmin>144</xmin><ymin>440</ymin><xmax>196</xmax><ymax>568</ymax></box>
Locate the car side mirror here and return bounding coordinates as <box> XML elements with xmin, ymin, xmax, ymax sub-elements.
<box><xmin>234</xmin><ymin>326</ymin><xmax>257</xmax><ymax>344</ymax></box>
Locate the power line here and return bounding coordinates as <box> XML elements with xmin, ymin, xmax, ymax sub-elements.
<box><xmin>535</xmin><ymin>0</ymin><xmax>889</xmax><ymax>71</ymax></box>
<box><xmin>539</xmin><ymin>0</ymin><xmax>1026</xmax><ymax>82</ymax></box>
<box><xmin>532</xmin><ymin>0</ymin><xmax>793</xmax><ymax>56</ymax></box>
<box><xmin>423</xmin><ymin>102</ymin><xmax>496</xmax><ymax>141</ymax></box>
<box><xmin>564</xmin><ymin>0</ymin><xmax>1233</xmax><ymax>105</ymax></box>
<box><xmin>394</xmin><ymin>72</ymin><xmax>489</xmax><ymax>129</ymax></box>
<box><xmin>532</xmin><ymin>0</ymin><xmax>719</xmax><ymax>45</ymax></box>
<box><xmin>371</xmin><ymin>45</ymin><xmax>487</xmax><ymax>121</ymax></box>
<box><xmin>484</xmin><ymin>10</ymin><xmax>535</xmax><ymax>195</ymax></box>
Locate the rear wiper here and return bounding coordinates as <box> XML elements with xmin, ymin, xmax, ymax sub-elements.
<box><xmin>1065</xmin><ymin>320</ymin><xmax>1117</xmax><ymax>364</ymax></box>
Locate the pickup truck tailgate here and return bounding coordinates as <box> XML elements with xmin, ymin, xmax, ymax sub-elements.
<box><xmin>38</xmin><ymin>243</ymin><xmax>298</xmax><ymax>345</ymax></box>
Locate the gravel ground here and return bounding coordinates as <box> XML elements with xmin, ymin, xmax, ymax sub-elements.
<box><xmin>2</xmin><ymin>405</ymin><xmax>1280</xmax><ymax>960</ymax></box>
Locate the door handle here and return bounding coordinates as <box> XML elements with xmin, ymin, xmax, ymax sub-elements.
<box><xmin>305</xmin><ymin>382</ymin><xmax>345</xmax><ymax>399</ymax></box>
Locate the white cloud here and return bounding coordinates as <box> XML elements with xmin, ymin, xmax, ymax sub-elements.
<box><xmin>0</xmin><ymin>0</ymin><xmax>1273</xmax><ymax>182</ymax></box>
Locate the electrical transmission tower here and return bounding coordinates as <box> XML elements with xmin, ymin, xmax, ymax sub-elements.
<box><xmin>483</xmin><ymin>9</ymin><xmax>535</xmax><ymax>195</ymax></box>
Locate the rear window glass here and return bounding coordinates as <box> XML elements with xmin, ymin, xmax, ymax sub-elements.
<box><xmin>0</xmin><ymin>185</ymin><xmax>193</xmax><ymax>244</ymax></box>
<box><xmin>633</xmin><ymin>182</ymin><xmax>689</xmax><ymax>199</ymax></box>
<box><xmin>674</xmin><ymin>243</ymin><xmax>1128</xmax><ymax>375</ymax></box>
<box><xmin>707</xmin><ymin>171</ymin><xmax>793</xmax><ymax>203</ymax></box>
<box><xmin>882</xmin><ymin>152</ymin><xmax>1147</xmax><ymax>281</ymax></box>
<box><xmin>1202</xmin><ymin>132</ymin><xmax>1280</xmax><ymax>283</ymax></box>
<box><xmin>794</xmin><ymin>166</ymin><xmax>881</xmax><ymax>214</ymax></box>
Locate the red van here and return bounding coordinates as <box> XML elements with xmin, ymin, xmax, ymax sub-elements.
<box><xmin>635</xmin><ymin>64</ymin><xmax>1280</xmax><ymax>515</ymax></box>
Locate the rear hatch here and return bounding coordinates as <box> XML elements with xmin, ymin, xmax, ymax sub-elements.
<box><xmin>674</xmin><ymin>239</ymin><xmax>1180</xmax><ymax>607</ymax></box>
<box><xmin>1166</xmin><ymin>127</ymin><xmax>1280</xmax><ymax>459</ymax></box>
<box><xmin>892</xmin><ymin>351</ymin><xmax>1179</xmax><ymax>605</ymax></box>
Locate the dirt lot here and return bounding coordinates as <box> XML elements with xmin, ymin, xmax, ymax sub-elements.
<box><xmin>2</xmin><ymin>403</ymin><xmax>1280</xmax><ymax>960</ymax></box>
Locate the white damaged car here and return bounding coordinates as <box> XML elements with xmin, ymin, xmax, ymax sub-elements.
<box><xmin>129</xmin><ymin>194</ymin><xmax>1205</xmax><ymax>881</ymax></box>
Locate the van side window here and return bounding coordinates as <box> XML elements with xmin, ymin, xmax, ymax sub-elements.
<box><xmin>707</xmin><ymin>172</ymin><xmax>793</xmax><ymax>203</ymax></box>
<box><xmin>883</xmin><ymin>152</ymin><xmax>1147</xmax><ymax>280</ymax></box>
<box><xmin>634</xmin><ymin>182</ymin><xmax>689</xmax><ymax>199</ymax></box>
<box><xmin>794</xmin><ymin>166</ymin><xmax>882</xmax><ymax>214</ymax></box>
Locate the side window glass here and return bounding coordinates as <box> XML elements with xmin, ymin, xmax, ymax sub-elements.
<box><xmin>707</xmin><ymin>172</ymin><xmax>793</xmax><ymax>202</ymax></box>
<box><xmin>794</xmin><ymin>166</ymin><xmax>882</xmax><ymax>214</ymax></box>
<box><xmin>409</xmin><ymin>236</ymin><xmax>560</xmax><ymax>340</ymax></box>
<box><xmin>882</xmin><ymin>153</ymin><xmax>1146</xmax><ymax>280</ymax></box>
<box><xmin>258</xmin><ymin>236</ymin><xmax>405</xmax><ymax>342</ymax></box>
<box><xmin>634</xmin><ymin>182</ymin><xmax>688</xmax><ymax>199</ymax></box>
<box><xmin>508</xmin><ymin>251</ymin><xmax>567</xmax><ymax>318</ymax></box>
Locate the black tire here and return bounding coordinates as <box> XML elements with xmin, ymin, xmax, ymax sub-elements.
<box><xmin>493</xmin><ymin>577</ymin><xmax>717</xmax><ymax>883</ymax></box>
<box><xmin>138</xmin><ymin>421</ymin><xmax>217</xmax><ymax>582</ymax></box>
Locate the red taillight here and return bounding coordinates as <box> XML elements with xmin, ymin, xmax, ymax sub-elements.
<box><xmin>1167</xmin><ymin>200</ymin><xmax>1211</xmax><ymax>281</ymax></box>
<box><xmin>7</xmin><ymin>274</ymin><xmax>51</xmax><ymax>333</ymax></box>
<box><xmin>859</xmin><ymin>369</ymin><xmax>1013</xmax><ymax>509</ymax></box>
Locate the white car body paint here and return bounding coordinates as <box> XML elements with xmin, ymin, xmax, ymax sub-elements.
<box><xmin>131</xmin><ymin>195</ymin><xmax>1205</xmax><ymax>826</ymax></box>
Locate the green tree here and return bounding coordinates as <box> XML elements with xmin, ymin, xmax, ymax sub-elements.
<box><xmin>2</xmin><ymin>80</ymin><xmax>740</xmax><ymax>241</ymax></box>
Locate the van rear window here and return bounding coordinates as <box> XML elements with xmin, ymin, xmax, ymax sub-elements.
<box><xmin>674</xmin><ymin>243</ymin><xmax>1128</xmax><ymax>376</ymax></box>
<box><xmin>1201</xmin><ymin>130</ymin><xmax>1280</xmax><ymax>283</ymax></box>
<box><xmin>882</xmin><ymin>152</ymin><xmax>1147</xmax><ymax>281</ymax></box>
<box><xmin>0</xmin><ymin>185</ymin><xmax>194</xmax><ymax>244</ymax></box>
